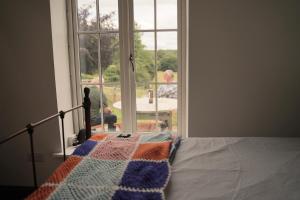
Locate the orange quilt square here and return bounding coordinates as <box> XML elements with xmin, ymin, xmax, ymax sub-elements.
<box><xmin>132</xmin><ymin>142</ymin><xmax>171</xmax><ymax>160</ymax></box>
<box><xmin>46</xmin><ymin>156</ymin><xmax>82</xmax><ymax>184</ymax></box>
<box><xmin>25</xmin><ymin>185</ymin><xmax>56</xmax><ymax>200</ymax></box>
<box><xmin>90</xmin><ymin>134</ymin><xmax>108</xmax><ymax>141</ymax></box>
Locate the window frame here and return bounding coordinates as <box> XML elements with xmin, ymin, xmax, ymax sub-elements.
<box><xmin>67</xmin><ymin>0</ymin><xmax>188</xmax><ymax>137</ymax></box>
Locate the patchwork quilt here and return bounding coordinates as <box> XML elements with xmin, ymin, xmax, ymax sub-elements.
<box><xmin>26</xmin><ymin>133</ymin><xmax>176</xmax><ymax>200</ymax></box>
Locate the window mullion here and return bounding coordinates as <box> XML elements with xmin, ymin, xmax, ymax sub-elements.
<box><xmin>118</xmin><ymin>0</ymin><xmax>136</xmax><ymax>133</ymax></box>
<box><xmin>95</xmin><ymin>0</ymin><xmax>105</xmax><ymax>132</ymax></box>
<box><xmin>154</xmin><ymin>0</ymin><xmax>159</xmax><ymax>133</ymax></box>
<box><xmin>128</xmin><ymin>0</ymin><xmax>137</xmax><ymax>133</ymax></box>
<box><xmin>177</xmin><ymin>0</ymin><xmax>188</xmax><ymax>137</ymax></box>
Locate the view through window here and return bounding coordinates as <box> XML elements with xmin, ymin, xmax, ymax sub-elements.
<box><xmin>74</xmin><ymin>0</ymin><xmax>182</xmax><ymax>133</ymax></box>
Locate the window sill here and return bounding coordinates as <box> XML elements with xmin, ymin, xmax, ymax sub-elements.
<box><xmin>52</xmin><ymin>145</ymin><xmax>79</xmax><ymax>158</ymax></box>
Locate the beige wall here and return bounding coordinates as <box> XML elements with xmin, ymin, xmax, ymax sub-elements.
<box><xmin>0</xmin><ymin>0</ymin><xmax>62</xmax><ymax>186</ymax></box>
<box><xmin>188</xmin><ymin>0</ymin><xmax>300</xmax><ymax>137</ymax></box>
<box><xmin>50</xmin><ymin>0</ymin><xmax>75</xmax><ymax>143</ymax></box>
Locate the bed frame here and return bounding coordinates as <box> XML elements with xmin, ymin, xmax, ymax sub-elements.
<box><xmin>0</xmin><ymin>87</ymin><xmax>92</xmax><ymax>189</ymax></box>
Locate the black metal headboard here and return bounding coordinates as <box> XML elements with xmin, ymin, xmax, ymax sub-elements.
<box><xmin>0</xmin><ymin>87</ymin><xmax>91</xmax><ymax>188</ymax></box>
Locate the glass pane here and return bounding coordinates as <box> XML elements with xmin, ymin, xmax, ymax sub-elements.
<box><xmin>99</xmin><ymin>0</ymin><xmax>119</xmax><ymax>31</ymax></box>
<box><xmin>83</xmin><ymin>85</ymin><xmax>103</xmax><ymax>131</ymax></box>
<box><xmin>103</xmin><ymin>84</ymin><xmax>122</xmax><ymax>132</ymax></box>
<box><xmin>79</xmin><ymin>34</ymin><xmax>99</xmax><ymax>83</ymax></box>
<box><xmin>134</xmin><ymin>0</ymin><xmax>154</xmax><ymax>30</ymax></box>
<box><xmin>84</xmin><ymin>85</ymin><xmax>120</xmax><ymax>132</ymax></box>
<box><xmin>157</xmin><ymin>31</ymin><xmax>177</xmax><ymax>50</ymax></box>
<box><xmin>157</xmin><ymin>0</ymin><xmax>177</xmax><ymax>29</ymax></box>
<box><xmin>157</xmin><ymin>32</ymin><xmax>177</xmax><ymax>82</ymax></box>
<box><xmin>134</xmin><ymin>32</ymin><xmax>155</xmax><ymax>85</ymax></box>
<box><xmin>156</xmin><ymin>83</ymin><xmax>177</xmax><ymax>131</ymax></box>
<box><xmin>77</xmin><ymin>0</ymin><xmax>97</xmax><ymax>31</ymax></box>
<box><xmin>136</xmin><ymin>83</ymin><xmax>158</xmax><ymax>132</ymax></box>
<box><xmin>100</xmin><ymin>33</ymin><xmax>120</xmax><ymax>82</ymax></box>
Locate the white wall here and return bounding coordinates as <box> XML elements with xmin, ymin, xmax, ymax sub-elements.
<box><xmin>0</xmin><ymin>0</ymin><xmax>62</xmax><ymax>186</ymax></box>
<box><xmin>50</xmin><ymin>0</ymin><xmax>75</xmax><ymax>145</ymax></box>
<box><xmin>188</xmin><ymin>0</ymin><xmax>300</xmax><ymax>137</ymax></box>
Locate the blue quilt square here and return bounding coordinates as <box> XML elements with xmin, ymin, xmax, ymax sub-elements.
<box><xmin>120</xmin><ymin>161</ymin><xmax>169</xmax><ymax>189</ymax></box>
<box><xmin>112</xmin><ymin>190</ymin><xmax>163</xmax><ymax>200</ymax></box>
<box><xmin>72</xmin><ymin>140</ymin><xmax>97</xmax><ymax>156</ymax></box>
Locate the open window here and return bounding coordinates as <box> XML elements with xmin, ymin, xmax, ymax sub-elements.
<box><xmin>67</xmin><ymin>0</ymin><xmax>188</xmax><ymax>136</ymax></box>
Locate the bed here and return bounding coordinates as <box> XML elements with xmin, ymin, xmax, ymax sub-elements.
<box><xmin>27</xmin><ymin>136</ymin><xmax>300</xmax><ymax>200</ymax></box>
<box><xmin>4</xmin><ymin>87</ymin><xmax>299</xmax><ymax>199</ymax></box>
<box><xmin>166</xmin><ymin>137</ymin><xmax>300</xmax><ymax>200</ymax></box>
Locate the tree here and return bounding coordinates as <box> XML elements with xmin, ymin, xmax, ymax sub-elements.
<box><xmin>78</xmin><ymin>3</ymin><xmax>155</xmax><ymax>84</ymax></box>
<box><xmin>157</xmin><ymin>50</ymin><xmax>178</xmax><ymax>72</ymax></box>
<box><xmin>133</xmin><ymin>31</ymin><xmax>155</xmax><ymax>84</ymax></box>
<box><xmin>78</xmin><ymin>4</ymin><xmax>118</xmax><ymax>75</ymax></box>
<box><xmin>103</xmin><ymin>65</ymin><xmax>119</xmax><ymax>82</ymax></box>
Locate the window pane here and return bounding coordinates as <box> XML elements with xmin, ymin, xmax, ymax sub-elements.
<box><xmin>99</xmin><ymin>0</ymin><xmax>119</xmax><ymax>31</ymax></box>
<box><xmin>103</xmin><ymin>84</ymin><xmax>122</xmax><ymax>132</ymax></box>
<box><xmin>83</xmin><ymin>85</ymin><xmax>103</xmax><ymax>131</ymax></box>
<box><xmin>134</xmin><ymin>32</ymin><xmax>155</xmax><ymax>85</ymax></box>
<box><xmin>157</xmin><ymin>31</ymin><xmax>177</xmax><ymax>50</ymax></box>
<box><xmin>157</xmin><ymin>32</ymin><xmax>177</xmax><ymax>82</ymax></box>
<box><xmin>100</xmin><ymin>33</ymin><xmax>120</xmax><ymax>81</ymax></box>
<box><xmin>83</xmin><ymin>85</ymin><xmax>120</xmax><ymax>132</ymax></box>
<box><xmin>134</xmin><ymin>0</ymin><xmax>154</xmax><ymax>30</ymax></box>
<box><xmin>79</xmin><ymin>34</ymin><xmax>99</xmax><ymax>83</ymax></box>
<box><xmin>157</xmin><ymin>0</ymin><xmax>177</xmax><ymax>29</ymax></box>
<box><xmin>156</xmin><ymin>83</ymin><xmax>177</xmax><ymax>131</ymax></box>
<box><xmin>100</xmin><ymin>33</ymin><xmax>121</xmax><ymax>132</ymax></box>
<box><xmin>136</xmin><ymin>83</ymin><xmax>158</xmax><ymax>132</ymax></box>
<box><xmin>77</xmin><ymin>0</ymin><xmax>97</xmax><ymax>31</ymax></box>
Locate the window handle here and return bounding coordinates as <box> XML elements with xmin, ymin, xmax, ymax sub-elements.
<box><xmin>129</xmin><ymin>54</ymin><xmax>135</xmax><ymax>72</ymax></box>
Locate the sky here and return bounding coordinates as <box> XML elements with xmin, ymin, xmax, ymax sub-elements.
<box><xmin>78</xmin><ymin>0</ymin><xmax>177</xmax><ymax>50</ymax></box>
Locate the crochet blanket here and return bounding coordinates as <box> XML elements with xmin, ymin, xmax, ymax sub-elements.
<box><xmin>27</xmin><ymin>133</ymin><xmax>176</xmax><ymax>200</ymax></box>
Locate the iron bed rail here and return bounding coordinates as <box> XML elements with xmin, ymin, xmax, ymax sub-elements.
<box><xmin>0</xmin><ymin>87</ymin><xmax>91</xmax><ymax>189</ymax></box>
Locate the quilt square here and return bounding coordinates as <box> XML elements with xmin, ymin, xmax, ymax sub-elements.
<box><xmin>120</xmin><ymin>160</ymin><xmax>169</xmax><ymax>189</ymax></box>
<box><xmin>46</xmin><ymin>156</ymin><xmax>82</xmax><ymax>184</ymax></box>
<box><xmin>26</xmin><ymin>185</ymin><xmax>56</xmax><ymax>200</ymax></box>
<box><xmin>48</xmin><ymin>184</ymin><xmax>116</xmax><ymax>200</ymax></box>
<box><xmin>91</xmin><ymin>141</ymin><xmax>136</xmax><ymax>160</ymax></box>
<box><xmin>132</xmin><ymin>142</ymin><xmax>171</xmax><ymax>160</ymax></box>
<box><xmin>65</xmin><ymin>158</ymin><xmax>126</xmax><ymax>186</ymax></box>
<box><xmin>112</xmin><ymin>190</ymin><xmax>163</xmax><ymax>200</ymax></box>
<box><xmin>90</xmin><ymin>133</ymin><xmax>108</xmax><ymax>141</ymax></box>
<box><xmin>72</xmin><ymin>140</ymin><xmax>97</xmax><ymax>156</ymax></box>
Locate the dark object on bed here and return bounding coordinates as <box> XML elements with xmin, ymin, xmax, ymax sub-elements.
<box><xmin>73</xmin><ymin>129</ymin><xmax>87</xmax><ymax>146</ymax></box>
<box><xmin>117</xmin><ymin>133</ymin><xmax>131</xmax><ymax>138</ymax></box>
<box><xmin>169</xmin><ymin>136</ymin><xmax>181</xmax><ymax>165</ymax></box>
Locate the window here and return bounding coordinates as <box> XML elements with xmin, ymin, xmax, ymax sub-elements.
<box><xmin>68</xmin><ymin>0</ymin><xmax>187</xmax><ymax>136</ymax></box>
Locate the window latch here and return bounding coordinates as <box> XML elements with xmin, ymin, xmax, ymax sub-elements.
<box><xmin>129</xmin><ymin>54</ymin><xmax>135</xmax><ymax>72</ymax></box>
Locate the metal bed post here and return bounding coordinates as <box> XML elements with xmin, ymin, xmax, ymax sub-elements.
<box><xmin>26</xmin><ymin>123</ymin><xmax>38</xmax><ymax>189</ymax></box>
<box><xmin>59</xmin><ymin>111</ymin><xmax>66</xmax><ymax>161</ymax></box>
<box><xmin>83</xmin><ymin>87</ymin><xmax>91</xmax><ymax>139</ymax></box>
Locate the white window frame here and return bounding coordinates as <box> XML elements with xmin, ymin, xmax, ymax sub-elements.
<box><xmin>66</xmin><ymin>0</ymin><xmax>188</xmax><ymax>137</ymax></box>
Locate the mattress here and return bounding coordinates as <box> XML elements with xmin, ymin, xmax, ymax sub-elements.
<box><xmin>166</xmin><ymin>138</ymin><xmax>300</xmax><ymax>200</ymax></box>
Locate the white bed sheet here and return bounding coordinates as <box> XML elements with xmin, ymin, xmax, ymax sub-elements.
<box><xmin>166</xmin><ymin>138</ymin><xmax>300</xmax><ymax>200</ymax></box>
